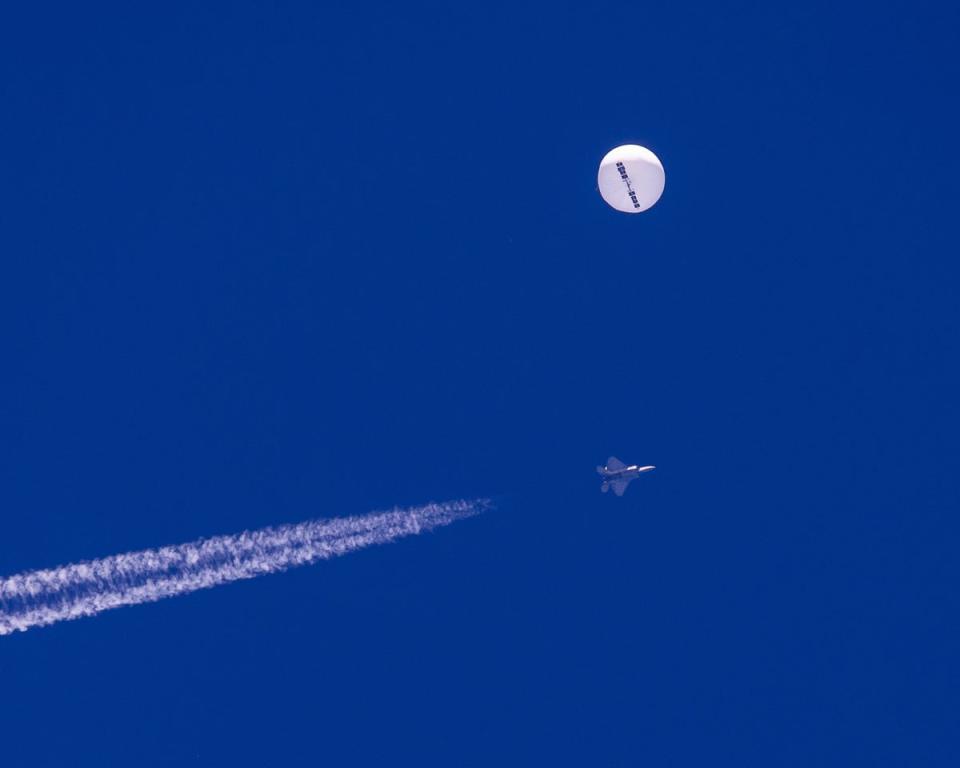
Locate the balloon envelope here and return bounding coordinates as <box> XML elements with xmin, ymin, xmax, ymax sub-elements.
<box><xmin>597</xmin><ymin>145</ymin><xmax>665</xmax><ymax>213</ymax></box>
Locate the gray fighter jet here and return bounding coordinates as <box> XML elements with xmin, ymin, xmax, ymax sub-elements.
<box><xmin>597</xmin><ymin>456</ymin><xmax>655</xmax><ymax>496</ymax></box>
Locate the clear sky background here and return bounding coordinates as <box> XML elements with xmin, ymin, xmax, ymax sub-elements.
<box><xmin>1</xmin><ymin>2</ymin><xmax>958</xmax><ymax>765</ymax></box>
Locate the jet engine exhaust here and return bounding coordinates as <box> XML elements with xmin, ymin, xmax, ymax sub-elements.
<box><xmin>0</xmin><ymin>499</ymin><xmax>487</xmax><ymax>637</ymax></box>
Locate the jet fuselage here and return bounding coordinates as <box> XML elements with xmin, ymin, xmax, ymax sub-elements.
<box><xmin>596</xmin><ymin>457</ymin><xmax>655</xmax><ymax>496</ymax></box>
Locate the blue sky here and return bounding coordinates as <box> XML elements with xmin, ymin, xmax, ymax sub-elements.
<box><xmin>1</xmin><ymin>2</ymin><xmax>958</xmax><ymax>765</ymax></box>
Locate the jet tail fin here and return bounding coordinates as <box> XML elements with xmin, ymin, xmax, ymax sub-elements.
<box><xmin>606</xmin><ymin>456</ymin><xmax>626</xmax><ymax>471</ymax></box>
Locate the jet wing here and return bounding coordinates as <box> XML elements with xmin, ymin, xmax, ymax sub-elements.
<box><xmin>606</xmin><ymin>456</ymin><xmax>626</xmax><ymax>471</ymax></box>
<box><xmin>610</xmin><ymin>478</ymin><xmax>631</xmax><ymax>496</ymax></box>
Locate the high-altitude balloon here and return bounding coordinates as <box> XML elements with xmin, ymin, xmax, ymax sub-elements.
<box><xmin>597</xmin><ymin>145</ymin><xmax>665</xmax><ymax>213</ymax></box>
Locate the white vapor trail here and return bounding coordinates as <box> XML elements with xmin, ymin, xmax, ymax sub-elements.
<box><xmin>0</xmin><ymin>499</ymin><xmax>486</xmax><ymax>636</ymax></box>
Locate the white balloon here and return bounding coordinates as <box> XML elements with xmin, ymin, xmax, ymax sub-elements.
<box><xmin>597</xmin><ymin>144</ymin><xmax>665</xmax><ymax>213</ymax></box>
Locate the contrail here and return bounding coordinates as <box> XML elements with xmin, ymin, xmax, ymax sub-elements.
<box><xmin>0</xmin><ymin>499</ymin><xmax>486</xmax><ymax>636</ymax></box>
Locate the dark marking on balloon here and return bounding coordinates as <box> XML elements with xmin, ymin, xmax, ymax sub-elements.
<box><xmin>615</xmin><ymin>161</ymin><xmax>642</xmax><ymax>209</ymax></box>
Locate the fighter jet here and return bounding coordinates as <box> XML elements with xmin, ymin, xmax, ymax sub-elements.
<box><xmin>597</xmin><ymin>456</ymin><xmax>655</xmax><ymax>496</ymax></box>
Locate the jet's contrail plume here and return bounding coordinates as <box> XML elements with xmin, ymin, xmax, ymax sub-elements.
<box><xmin>0</xmin><ymin>499</ymin><xmax>486</xmax><ymax>636</ymax></box>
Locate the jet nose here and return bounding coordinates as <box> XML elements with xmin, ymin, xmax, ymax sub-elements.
<box><xmin>639</xmin><ymin>465</ymin><xmax>656</xmax><ymax>472</ymax></box>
